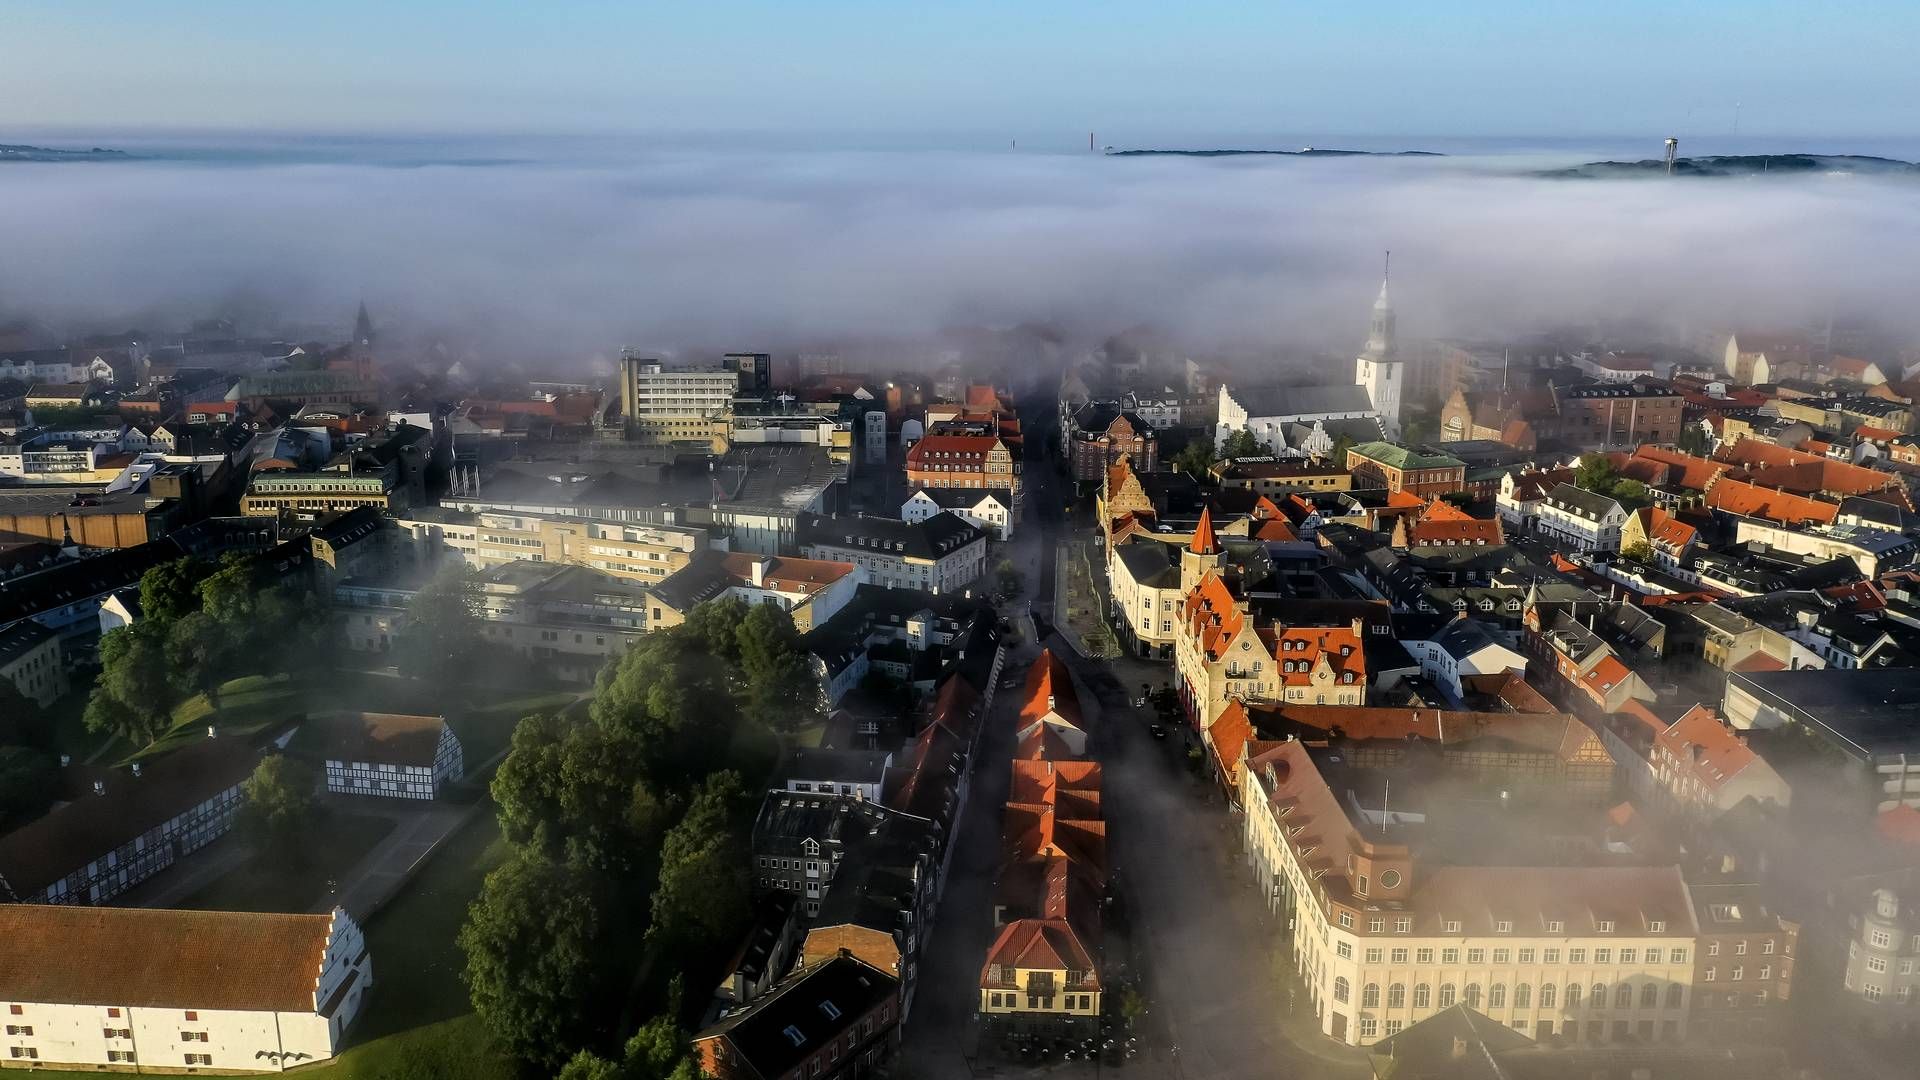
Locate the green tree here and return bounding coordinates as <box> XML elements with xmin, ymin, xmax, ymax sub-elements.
<box><xmin>1610</xmin><ymin>478</ymin><xmax>1653</xmax><ymax>510</ymax></box>
<box><xmin>1620</xmin><ymin>540</ymin><xmax>1654</xmax><ymax>564</ymax></box>
<box><xmin>1173</xmin><ymin>436</ymin><xmax>1217</xmax><ymax>479</ymax></box>
<box><xmin>619</xmin><ymin>978</ymin><xmax>694</xmax><ymax>1080</ymax></box>
<box><xmin>1220</xmin><ymin>428</ymin><xmax>1266</xmax><ymax>459</ymax></box>
<box><xmin>555</xmin><ymin>1051</ymin><xmax>623</xmax><ymax>1080</ymax></box>
<box><xmin>461</xmin><ymin>848</ymin><xmax>616</xmax><ymax>1069</ymax></box>
<box><xmin>1677</xmin><ymin>424</ymin><xmax>1713</xmax><ymax>456</ymax></box>
<box><xmin>649</xmin><ymin>771</ymin><xmax>751</xmax><ymax>954</ymax></box>
<box><xmin>735</xmin><ymin>603</ymin><xmax>820</xmax><ymax>733</ymax></box>
<box><xmin>0</xmin><ymin>746</ymin><xmax>57</xmax><ymax>831</ymax></box>
<box><xmin>591</xmin><ymin>632</ymin><xmax>742</xmax><ymax>786</ymax></box>
<box><xmin>1326</xmin><ymin>432</ymin><xmax>1358</xmax><ymax>466</ymax></box>
<box><xmin>396</xmin><ymin>563</ymin><xmax>484</xmax><ymax>686</ymax></box>
<box><xmin>167</xmin><ymin>610</ymin><xmax>235</xmax><ymax>707</ymax></box>
<box><xmin>491</xmin><ymin>713</ymin><xmax>667</xmax><ymax>875</ymax></box>
<box><xmin>235</xmin><ymin>754</ymin><xmax>319</xmax><ymax>855</ymax></box>
<box><xmin>198</xmin><ymin>552</ymin><xmax>265</xmax><ymax>624</ymax></box>
<box><xmin>1118</xmin><ymin>986</ymin><xmax>1148</xmax><ymax>1026</ymax></box>
<box><xmin>138</xmin><ymin>556</ymin><xmax>212</xmax><ymax>625</ymax></box>
<box><xmin>85</xmin><ymin>624</ymin><xmax>178</xmax><ymax>747</ymax></box>
<box><xmin>1573</xmin><ymin>452</ymin><xmax>1619</xmax><ymax>493</ymax></box>
<box><xmin>994</xmin><ymin>558</ymin><xmax>1021</xmax><ymax>600</ymax></box>
<box><xmin>680</xmin><ymin>595</ymin><xmax>748</xmax><ymax>663</ymax></box>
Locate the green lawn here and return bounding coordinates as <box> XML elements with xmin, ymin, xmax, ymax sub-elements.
<box><xmin>180</xmin><ymin>812</ymin><xmax>397</xmax><ymax>914</ymax></box>
<box><xmin>128</xmin><ymin>671</ymin><xmax>576</xmax><ymax>769</ymax></box>
<box><xmin>300</xmin><ymin>806</ymin><xmax>517</xmax><ymax>1079</ymax></box>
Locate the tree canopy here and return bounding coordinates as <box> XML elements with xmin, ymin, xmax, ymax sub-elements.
<box><xmin>397</xmin><ymin>563</ymin><xmax>485</xmax><ymax>686</ymax></box>
<box><xmin>85</xmin><ymin>624</ymin><xmax>178</xmax><ymax>746</ymax></box>
<box><xmin>648</xmin><ymin>770</ymin><xmax>751</xmax><ymax>954</ymax></box>
<box><xmin>138</xmin><ymin>556</ymin><xmax>213</xmax><ymax>624</ymax></box>
<box><xmin>235</xmin><ymin>754</ymin><xmax>319</xmax><ymax>856</ymax></box>
<box><xmin>1219</xmin><ymin>428</ymin><xmax>1266</xmax><ymax>459</ymax></box>
<box><xmin>460</xmin><ymin>849</ymin><xmax>617</xmax><ymax>1069</ymax></box>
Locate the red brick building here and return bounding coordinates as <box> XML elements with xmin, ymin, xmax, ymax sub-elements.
<box><xmin>1067</xmin><ymin>407</ymin><xmax>1157</xmax><ymax>483</ymax></box>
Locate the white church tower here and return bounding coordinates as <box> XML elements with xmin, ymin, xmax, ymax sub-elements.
<box><xmin>1354</xmin><ymin>254</ymin><xmax>1403</xmax><ymax>439</ymax></box>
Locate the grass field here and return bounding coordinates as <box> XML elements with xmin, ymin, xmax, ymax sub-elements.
<box><xmin>127</xmin><ymin>671</ymin><xmax>575</xmax><ymax>768</ymax></box>
<box><xmin>297</xmin><ymin>806</ymin><xmax>516</xmax><ymax>1080</ymax></box>
<box><xmin>180</xmin><ymin>812</ymin><xmax>396</xmax><ymax>914</ymax></box>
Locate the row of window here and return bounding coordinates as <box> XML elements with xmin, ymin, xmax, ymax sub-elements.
<box><xmin>1333</xmin><ymin>910</ymin><xmax>1659</xmax><ymax>936</ymax></box>
<box><xmin>1334</xmin><ymin>978</ymin><xmax>1684</xmax><ymax>1012</ymax></box>
<box><xmin>1349</xmin><ymin>944</ymin><xmax>1688</xmax><ymax>966</ymax></box>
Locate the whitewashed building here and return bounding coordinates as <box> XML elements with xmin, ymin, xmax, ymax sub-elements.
<box><xmin>315</xmin><ymin>712</ymin><xmax>464</xmax><ymax>801</ymax></box>
<box><xmin>1535</xmin><ymin>483</ymin><xmax>1628</xmax><ymax>553</ymax></box>
<box><xmin>1402</xmin><ymin>617</ymin><xmax>1529</xmax><ymax>707</ymax></box>
<box><xmin>901</xmin><ymin>487</ymin><xmax>1015</xmax><ymax>540</ymax></box>
<box><xmin>0</xmin><ymin>904</ymin><xmax>370</xmax><ymax>1071</ymax></box>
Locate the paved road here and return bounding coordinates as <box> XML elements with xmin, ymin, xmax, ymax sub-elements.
<box><xmin>313</xmin><ymin>796</ymin><xmax>476</xmax><ymax>918</ymax></box>
<box><xmin>898</xmin><ymin>383</ymin><xmax>1366</xmax><ymax>1079</ymax></box>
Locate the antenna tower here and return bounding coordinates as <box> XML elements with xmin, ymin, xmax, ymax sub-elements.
<box><xmin>1663</xmin><ymin>137</ymin><xmax>1679</xmax><ymax>176</ymax></box>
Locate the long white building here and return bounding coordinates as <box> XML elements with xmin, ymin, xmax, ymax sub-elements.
<box><xmin>0</xmin><ymin>904</ymin><xmax>371</xmax><ymax>1071</ymax></box>
<box><xmin>1240</xmin><ymin>738</ymin><xmax>1701</xmax><ymax>1047</ymax></box>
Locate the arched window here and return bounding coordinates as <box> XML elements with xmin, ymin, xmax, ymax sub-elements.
<box><xmin>1640</xmin><ymin>983</ymin><xmax>1659</xmax><ymax>1007</ymax></box>
<box><xmin>1413</xmin><ymin>984</ymin><xmax>1431</xmax><ymax>1009</ymax></box>
<box><xmin>1540</xmin><ymin>984</ymin><xmax>1556</xmax><ymax>1009</ymax></box>
<box><xmin>1514</xmin><ymin>983</ymin><xmax>1532</xmax><ymax>1008</ymax></box>
<box><xmin>1388</xmin><ymin>983</ymin><xmax>1406</xmax><ymax>1008</ymax></box>
<box><xmin>1438</xmin><ymin>984</ymin><xmax>1456</xmax><ymax>1008</ymax></box>
<box><xmin>1334</xmin><ymin>977</ymin><xmax>1350</xmax><ymax>1004</ymax></box>
<box><xmin>1464</xmin><ymin>983</ymin><xmax>1482</xmax><ymax>1008</ymax></box>
<box><xmin>1362</xmin><ymin>983</ymin><xmax>1380</xmax><ymax>1008</ymax></box>
<box><xmin>1592</xmin><ymin>984</ymin><xmax>1606</xmax><ymax>1007</ymax></box>
<box><xmin>1615</xmin><ymin>984</ymin><xmax>1633</xmax><ymax>1008</ymax></box>
<box><xmin>1488</xmin><ymin>983</ymin><xmax>1506</xmax><ymax>1008</ymax></box>
<box><xmin>1666</xmin><ymin>984</ymin><xmax>1684</xmax><ymax>1008</ymax></box>
<box><xmin>1566</xmin><ymin>984</ymin><xmax>1582</xmax><ymax>1007</ymax></box>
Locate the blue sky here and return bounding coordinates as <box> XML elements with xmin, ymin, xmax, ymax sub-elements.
<box><xmin>3</xmin><ymin>1</ymin><xmax>1916</xmax><ymax>138</ymax></box>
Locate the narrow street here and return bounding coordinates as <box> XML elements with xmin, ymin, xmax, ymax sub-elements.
<box><xmin>898</xmin><ymin>386</ymin><xmax>1366</xmax><ymax>1079</ymax></box>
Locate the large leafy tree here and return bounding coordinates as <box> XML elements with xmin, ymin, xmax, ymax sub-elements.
<box><xmin>649</xmin><ymin>770</ymin><xmax>750</xmax><ymax>954</ymax></box>
<box><xmin>591</xmin><ymin>632</ymin><xmax>741</xmax><ymax>785</ymax></box>
<box><xmin>1220</xmin><ymin>428</ymin><xmax>1266</xmax><ymax>459</ymax></box>
<box><xmin>491</xmin><ymin>713</ymin><xmax>666</xmax><ymax>876</ymax></box>
<box><xmin>138</xmin><ymin>556</ymin><xmax>212</xmax><ymax>624</ymax></box>
<box><xmin>0</xmin><ymin>679</ymin><xmax>39</xmax><ymax>746</ymax></box>
<box><xmin>85</xmin><ymin>624</ymin><xmax>178</xmax><ymax>747</ymax></box>
<box><xmin>460</xmin><ymin>849</ymin><xmax>617</xmax><ymax>1069</ymax></box>
<box><xmin>735</xmin><ymin>602</ymin><xmax>820</xmax><ymax>733</ymax></box>
<box><xmin>396</xmin><ymin>563</ymin><xmax>485</xmax><ymax>686</ymax></box>
<box><xmin>235</xmin><ymin>754</ymin><xmax>319</xmax><ymax>856</ymax></box>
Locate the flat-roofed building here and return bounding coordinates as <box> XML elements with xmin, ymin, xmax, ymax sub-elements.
<box><xmin>0</xmin><ymin>905</ymin><xmax>371</xmax><ymax>1072</ymax></box>
<box><xmin>618</xmin><ymin>356</ymin><xmax>737</xmax><ymax>447</ymax></box>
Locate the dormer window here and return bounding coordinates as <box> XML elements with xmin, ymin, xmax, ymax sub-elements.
<box><xmin>782</xmin><ymin>1025</ymin><xmax>806</xmax><ymax>1047</ymax></box>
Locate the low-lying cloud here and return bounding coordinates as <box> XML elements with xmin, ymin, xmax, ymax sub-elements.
<box><xmin>2</xmin><ymin>146</ymin><xmax>1916</xmax><ymax>365</ymax></box>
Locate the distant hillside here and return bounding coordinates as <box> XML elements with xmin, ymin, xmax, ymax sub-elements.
<box><xmin>0</xmin><ymin>143</ymin><xmax>131</xmax><ymax>162</ymax></box>
<box><xmin>1107</xmin><ymin>148</ymin><xmax>1444</xmax><ymax>158</ymax></box>
<box><xmin>1541</xmin><ymin>153</ymin><xmax>1920</xmax><ymax>179</ymax></box>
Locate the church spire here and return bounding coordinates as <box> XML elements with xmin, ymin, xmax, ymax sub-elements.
<box><xmin>1364</xmin><ymin>253</ymin><xmax>1395</xmax><ymax>361</ymax></box>
<box><xmin>354</xmin><ymin>302</ymin><xmax>374</xmax><ymax>348</ymax></box>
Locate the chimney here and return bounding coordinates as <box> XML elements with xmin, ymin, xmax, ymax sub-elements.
<box><xmin>59</xmin><ymin>754</ymin><xmax>71</xmax><ymax>768</ymax></box>
<box><xmin>207</xmin><ymin>724</ymin><xmax>218</xmax><ymax>739</ymax></box>
<box><xmin>92</xmin><ymin>780</ymin><xmax>106</xmax><ymax>796</ymax></box>
<box><xmin>750</xmin><ymin>556</ymin><xmax>769</xmax><ymax>588</ymax></box>
<box><xmin>1048</xmin><ymin>693</ymin><xmax>1056</xmax><ymax>711</ymax></box>
<box><xmin>131</xmin><ymin>762</ymin><xmax>142</xmax><ymax>778</ymax></box>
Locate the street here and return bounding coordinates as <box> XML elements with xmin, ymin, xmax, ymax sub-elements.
<box><xmin>896</xmin><ymin>384</ymin><xmax>1366</xmax><ymax>1080</ymax></box>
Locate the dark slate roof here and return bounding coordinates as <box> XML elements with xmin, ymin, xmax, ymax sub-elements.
<box><xmin>0</xmin><ymin>538</ymin><xmax>188</xmax><ymax>629</ymax></box>
<box><xmin>0</xmin><ymin>734</ymin><xmax>275</xmax><ymax>900</ymax></box>
<box><xmin>1541</xmin><ymin>483</ymin><xmax>1623</xmax><ymax>520</ymax></box>
<box><xmin>779</xmin><ymin>747</ymin><xmax>892</xmax><ymax>785</ymax></box>
<box><xmin>694</xmin><ymin>955</ymin><xmax>899</xmax><ymax>1077</ymax></box>
<box><xmin>0</xmin><ymin>619</ymin><xmax>56</xmax><ymax>666</ymax></box>
<box><xmin>1231</xmin><ymin>383</ymin><xmax>1375</xmax><ymax>418</ymax></box>
<box><xmin>799</xmin><ymin>511</ymin><xmax>984</xmax><ymax>561</ymax></box>
<box><xmin>1112</xmin><ymin>540</ymin><xmax>1180</xmax><ymax>590</ymax></box>
<box><xmin>908</xmin><ymin>486</ymin><xmax>1013</xmax><ymax>511</ymax></box>
<box><xmin>648</xmin><ymin>549</ymin><xmax>732</xmax><ymax>613</ymax></box>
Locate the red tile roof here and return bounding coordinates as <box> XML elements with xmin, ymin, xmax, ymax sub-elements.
<box><xmin>719</xmin><ymin>553</ymin><xmax>857</xmax><ymax>596</ymax></box>
<box><xmin>1654</xmin><ymin>705</ymin><xmax>1761</xmax><ymax>791</ymax></box>
<box><xmin>1875</xmin><ymin>804</ymin><xmax>1920</xmax><ymax>847</ymax></box>
<box><xmin>1019</xmin><ymin>649</ymin><xmax>1084</xmax><ymax>736</ymax></box>
<box><xmin>981</xmin><ymin>918</ymin><xmax>1096</xmax><ymax>983</ymax></box>
<box><xmin>1702</xmin><ymin>476</ymin><xmax>1840</xmax><ymax>526</ymax></box>
<box><xmin>1188</xmin><ymin>506</ymin><xmax>1217</xmax><ymax>555</ymax></box>
<box><xmin>0</xmin><ymin>905</ymin><xmax>340</xmax><ymax>1013</ymax></box>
